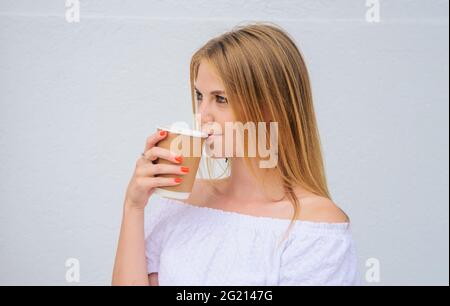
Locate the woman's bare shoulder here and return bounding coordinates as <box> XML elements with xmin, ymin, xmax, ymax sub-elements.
<box><xmin>296</xmin><ymin>195</ymin><xmax>350</xmax><ymax>223</ymax></box>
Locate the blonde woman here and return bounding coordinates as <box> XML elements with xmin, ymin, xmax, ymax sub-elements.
<box><xmin>112</xmin><ymin>23</ymin><xmax>358</xmax><ymax>286</ymax></box>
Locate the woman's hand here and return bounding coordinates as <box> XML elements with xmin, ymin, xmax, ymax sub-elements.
<box><xmin>113</xmin><ymin>130</ymin><xmax>189</xmax><ymax>285</ymax></box>
<box><xmin>124</xmin><ymin>130</ymin><xmax>189</xmax><ymax>210</ymax></box>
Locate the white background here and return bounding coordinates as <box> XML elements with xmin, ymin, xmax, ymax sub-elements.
<box><xmin>0</xmin><ymin>0</ymin><xmax>448</xmax><ymax>285</ymax></box>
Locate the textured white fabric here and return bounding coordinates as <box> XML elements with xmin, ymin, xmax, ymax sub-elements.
<box><xmin>144</xmin><ymin>195</ymin><xmax>359</xmax><ymax>286</ymax></box>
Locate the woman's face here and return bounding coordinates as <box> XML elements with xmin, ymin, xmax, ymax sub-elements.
<box><xmin>195</xmin><ymin>60</ymin><xmax>278</xmax><ymax>167</ymax></box>
<box><xmin>196</xmin><ymin>60</ymin><xmax>235</xmax><ymax>159</ymax></box>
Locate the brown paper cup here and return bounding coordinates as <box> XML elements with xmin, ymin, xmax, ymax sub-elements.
<box><xmin>153</xmin><ymin>126</ymin><xmax>207</xmax><ymax>200</ymax></box>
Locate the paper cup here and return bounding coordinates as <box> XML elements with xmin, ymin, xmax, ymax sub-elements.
<box><xmin>152</xmin><ymin>125</ymin><xmax>208</xmax><ymax>200</ymax></box>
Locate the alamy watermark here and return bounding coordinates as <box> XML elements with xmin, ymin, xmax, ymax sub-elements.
<box><xmin>164</xmin><ymin>118</ymin><xmax>279</xmax><ymax>169</ymax></box>
<box><xmin>365</xmin><ymin>257</ymin><xmax>381</xmax><ymax>283</ymax></box>
<box><xmin>65</xmin><ymin>258</ymin><xmax>80</xmax><ymax>283</ymax></box>
<box><xmin>65</xmin><ymin>0</ymin><xmax>80</xmax><ymax>23</ymax></box>
<box><xmin>365</xmin><ymin>0</ymin><xmax>381</xmax><ymax>23</ymax></box>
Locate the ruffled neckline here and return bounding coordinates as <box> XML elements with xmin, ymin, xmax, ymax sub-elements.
<box><xmin>157</xmin><ymin>196</ymin><xmax>351</xmax><ymax>235</ymax></box>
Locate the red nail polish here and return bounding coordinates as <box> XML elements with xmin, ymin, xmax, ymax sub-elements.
<box><xmin>174</xmin><ymin>177</ymin><xmax>183</xmax><ymax>183</ymax></box>
<box><xmin>159</xmin><ymin>130</ymin><xmax>167</xmax><ymax>137</ymax></box>
<box><xmin>175</xmin><ymin>155</ymin><xmax>183</xmax><ymax>163</ymax></box>
<box><xmin>181</xmin><ymin>166</ymin><xmax>189</xmax><ymax>173</ymax></box>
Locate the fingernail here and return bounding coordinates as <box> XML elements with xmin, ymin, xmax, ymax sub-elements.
<box><xmin>159</xmin><ymin>131</ymin><xmax>167</xmax><ymax>137</ymax></box>
<box><xmin>175</xmin><ymin>155</ymin><xmax>183</xmax><ymax>163</ymax></box>
<box><xmin>174</xmin><ymin>177</ymin><xmax>183</xmax><ymax>183</ymax></box>
<box><xmin>181</xmin><ymin>166</ymin><xmax>189</xmax><ymax>173</ymax></box>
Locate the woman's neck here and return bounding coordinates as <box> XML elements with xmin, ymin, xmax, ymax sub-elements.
<box><xmin>222</xmin><ymin>157</ymin><xmax>286</xmax><ymax>204</ymax></box>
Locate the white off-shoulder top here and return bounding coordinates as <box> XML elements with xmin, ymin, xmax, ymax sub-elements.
<box><xmin>144</xmin><ymin>195</ymin><xmax>359</xmax><ymax>286</ymax></box>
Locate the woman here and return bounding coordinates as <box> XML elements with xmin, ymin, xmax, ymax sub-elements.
<box><xmin>112</xmin><ymin>22</ymin><xmax>359</xmax><ymax>286</ymax></box>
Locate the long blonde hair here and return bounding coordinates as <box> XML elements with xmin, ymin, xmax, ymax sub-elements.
<box><xmin>189</xmin><ymin>22</ymin><xmax>332</xmax><ymax>230</ymax></box>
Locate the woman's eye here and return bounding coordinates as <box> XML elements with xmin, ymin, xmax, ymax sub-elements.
<box><xmin>195</xmin><ymin>91</ymin><xmax>227</xmax><ymax>104</ymax></box>
<box><xmin>216</xmin><ymin>95</ymin><xmax>228</xmax><ymax>104</ymax></box>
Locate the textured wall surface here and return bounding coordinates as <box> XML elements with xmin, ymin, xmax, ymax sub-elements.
<box><xmin>0</xmin><ymin>0</ymin><xmax>448</xmax><ymax>285</ymax></box>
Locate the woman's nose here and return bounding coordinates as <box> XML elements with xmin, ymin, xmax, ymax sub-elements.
<box><xmin>200</xmin><ymin>115</ymin><xmax>214</xmax><ymax>127</ymax></box>
<box><xmin>198</xmin><ymin>104</ymin><xmax>214</xmax><ymax>122</ymax></box>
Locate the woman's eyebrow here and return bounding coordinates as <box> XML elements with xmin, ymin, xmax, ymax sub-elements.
<box><xmin>195</xmin><ymin>86</ymin><xmax>226</xmax><ymax>95</ymax></box>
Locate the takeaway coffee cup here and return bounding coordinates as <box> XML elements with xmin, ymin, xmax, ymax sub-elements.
<box><xmin>152</xmin><ymin>125</ymin><xmax>208</xmax><ymax>200</ymax></box>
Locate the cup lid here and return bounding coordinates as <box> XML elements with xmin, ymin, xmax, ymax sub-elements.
<box><xmin>156</xmin><ymin>125</ymin><xmax>208</xmax><ymax>138</ymax></box>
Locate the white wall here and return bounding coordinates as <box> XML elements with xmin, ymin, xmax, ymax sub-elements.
<box><xmin>0</xmin><ymin>0</ymin><xmax>448</xmax><ymax>285</ymax></box>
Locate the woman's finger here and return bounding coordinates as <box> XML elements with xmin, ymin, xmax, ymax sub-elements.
<box><xmin>144</xmin><ymin>130</ymin><xmax>168</xmax><ymax>152</ymax></box>
<box><xmin>136</xmin><ymin>163</ymin><xmax>189</xmax><ymax>177</ymax></box>
<box><xmin>135</xmin><ymin>176</ymin><xmax>183</xmax><ymax>190</ymax></box>
<box><xmin>142</xmin><ymin>146</ymin><xmax>182</xmax><ymax>164</ymax></box>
